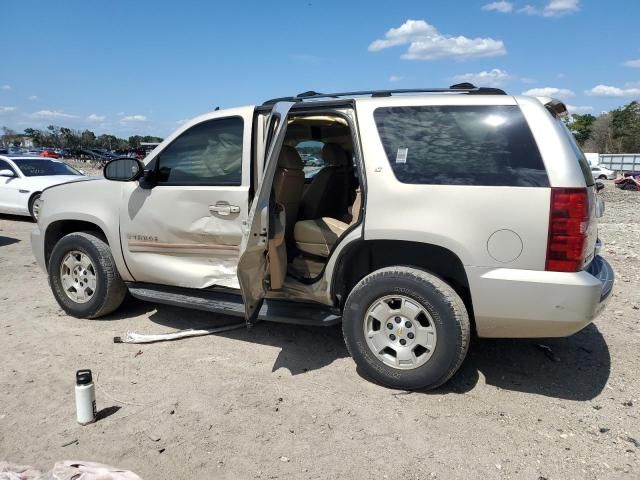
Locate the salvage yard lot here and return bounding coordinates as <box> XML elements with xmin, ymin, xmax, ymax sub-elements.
<box><xmin>0</xmin><ymin>182</ymin><xmax>638</xmax><ymax>480</ymax></box>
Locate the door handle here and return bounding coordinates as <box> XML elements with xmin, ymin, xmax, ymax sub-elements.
<box><xmin>209</xmin><ymin>203</ymin><xmax>240</xmax><ymax>216</ymax></box>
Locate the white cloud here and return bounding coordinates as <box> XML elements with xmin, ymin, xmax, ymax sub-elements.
<box><xmin>28</xmin><ymin>95</ymin><xmax>38</xmax><ymax>101</ymax></box>
<box><xmin>585</xmin><ymin>84</ymin><xmax>640</xmax><ymax>97</ymax></box>
<box><xmin>623</xmin><ymin>59</ymin><xmax>640</xmax><ymax>68</ymax></box>
<box><xmin>176</xmin><ymin>118</ymin><xmax>189</xmax><ymax>125</ymax></box>
<box><xmin>482</xmin><ymin>1</ymin><xmax>513</xmax><ymax>13</ymax></box>
<box><xmin>566</xmin><ymin>104</ymin><xmax>593</xmax><ymax>114</ymax></box>
<box><xmin>522</xmin><ymin>87</ymin><xmax>575</xmax><ymax>98</ymax></box>
<box><xmin>0</xmin><ymin>106</ymin><xmax>16</xmax><ymax>114</ymax></box>
<box><xmin>121</xmin><ymin>114</ymin><xmax>147</xmax><ymax>122</ymax></box>
<box><xmin>543</xmin><ymin>0</ymin><xmax>580</xmax><ymax>16</ymax></box>
<box><xmin>368</xmin><ymin>19</ymin><xmax>506</xmax><ymax>61</ymax></box>
<box><xmin>32</xmin><ymin>110</ymin><xmax>78</xmax><ymax>119</ymax></box>
<box><xmin>389</xmin><ymin>75</ymin><xmax>403</xmax><ymax>82</ymax></box>
<box><xmin>452</xmin><ymin>69</ymin><xmax>511</xmax><ymax>87</ymax></box>
<box><xmin>520</xmin><ymin>0</ymin><xmax>580</xmax><ymax>17</ymax></box>
<box><xmin>1</xmin><ymin>85</ymin><xmax>10</xmax><ymax>90</ymax></box>
<box><xmin>87</xmin><ymin>113</ymin><xmax>106</xmax><ymax>122</ymax></box>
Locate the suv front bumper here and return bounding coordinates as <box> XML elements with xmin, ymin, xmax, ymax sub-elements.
<box><xmin>31</xmin><ymin>225</ymin><xmax>47</xmax><ymax>273</ymax></box>
<box><xmin>467</xmin><ymin>255</ymin><xmax>614</xmax><ymax>338</ymax></box>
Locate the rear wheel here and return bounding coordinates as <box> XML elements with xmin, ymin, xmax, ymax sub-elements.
<box><xmin>342</xmin><ymin>266</ymin><xmax>470</xmax><ymax>390</ymax></box>
<box><xmin>598</xmin><ymin>175</ymin><xmax>607</xmax><ymax>180</ymax></box>
<box><xmin>48</xmin><ymin>232</ymin><xmax>127</xmax><ymax>318</ymax></box>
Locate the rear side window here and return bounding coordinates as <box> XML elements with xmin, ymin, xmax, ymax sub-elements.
<box><xmin>557</xmin><ymin>120</ymin><xmax>595</xmax><ymax>187</ymax></box>
<box><xmin>374</xmin><ymin>105</ymin><xmax>549</xmax><ymax>187</ymax></box>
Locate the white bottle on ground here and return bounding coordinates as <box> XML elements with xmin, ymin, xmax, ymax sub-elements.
<box><xmin>75</xmin><ymin>369</ymin><xmax>96</xmax><ymax>425</ymax></box>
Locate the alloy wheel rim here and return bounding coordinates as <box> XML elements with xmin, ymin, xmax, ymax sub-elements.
<box><xmin>32</xmin><ymin>197</ymin><xmax>42</xmax><ymax>220</ymax></box>
<box><xmin>59</xmin><ymin>250</ymin><xmax>97</xmax><ymax>304</ymax></box>
<box><xmin>363</xmin><ymin>294</ymin><xmax>437</xmax><ymax>370</ymax></box>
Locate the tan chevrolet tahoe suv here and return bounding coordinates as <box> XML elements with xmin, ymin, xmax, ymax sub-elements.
<box><xmin>31</xmin><ymin>84</ymin><xmax>614</xmax><ymax>390</ymax></box>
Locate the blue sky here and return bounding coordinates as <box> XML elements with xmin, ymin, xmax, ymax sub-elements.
<box><xmin>1</xmin><ymin>0</ymin><xmax>639</xmax><ymax>137</ymax></box>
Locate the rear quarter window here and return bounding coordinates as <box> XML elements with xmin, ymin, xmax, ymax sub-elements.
<box><xmin>557</xmin><ymin>119</ymin><xmax>595</xmax><ymax>187</ymax></box>
<box><xmin>374</xmin><ymin>105</ymin><xmax>549</xmax><ymax>187</ymax></box>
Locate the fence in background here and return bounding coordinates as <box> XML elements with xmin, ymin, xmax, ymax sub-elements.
<box><xmin>599</xmin><ymin>154</ymin><xmax>640</xmax><ymax>172</ymax></box>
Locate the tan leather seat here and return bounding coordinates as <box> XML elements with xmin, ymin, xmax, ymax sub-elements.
<box><xmin>294</xmin><ymin>189</ymin><xmax>361</xmax><ymax>258</ymax></box>
<box><xmin>299</xmin><ymin>143</ymin><xmax>351</xmax><ymax>220</ymax></box>
<box><xmin>273</xmin><ymin>146</ymin><xmax>305</xmax><ymax>240</ymax></box>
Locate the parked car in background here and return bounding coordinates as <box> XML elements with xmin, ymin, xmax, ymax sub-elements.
<box><xmin>591</xmin><ymin>165</ymin><xmax>615</xmax><ymax>180</ymax></box>
<box><xmin>0</xmin><ymin>155</ymin><xmax>86</xmax><ymax>220</ymax></box>
<box><xmin>41</xmin><ymin>149</ymin><xmax>61</xmax><ymax>159</ymax></box>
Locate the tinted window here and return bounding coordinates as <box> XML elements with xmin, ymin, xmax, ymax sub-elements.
<box><xmin>557</xmin><ymin>119</ymin><xmax>595</xmax><ymax>187</ymax></box>
<box><xmin>0</xmin><ymin>159</ymin><xmax>15</xmax><ymax>173</ymax></box>
<box><xmin>157</xmin><ymin>117</ymin><xmax>243</xmax><ymax>186</ymax></box>
<box><xmin>12</xmin><ymin>159</ymin><xmax>80</xmax><ymax>177</ymax></box>
<box><xmin>374</xmin><ymin>105</ymin><xmax>548</xmax><ymax>187</ymax></box>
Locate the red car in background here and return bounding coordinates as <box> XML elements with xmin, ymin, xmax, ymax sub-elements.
<box><xmin>41</xmin><ymin>149</ymin><xmax>61</xmax><ymax>159</ymax></box>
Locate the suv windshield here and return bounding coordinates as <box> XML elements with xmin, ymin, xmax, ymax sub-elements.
<box><xmin>13</xmin><ymin>159</ymin><xmax>81</xmax><ymax>177</ymax></box>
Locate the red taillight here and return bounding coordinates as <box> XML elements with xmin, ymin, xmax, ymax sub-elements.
<box><xmin>546</xmin><ymin>188</ymin><xmax>589</xmax><ymax>272</ymax></box>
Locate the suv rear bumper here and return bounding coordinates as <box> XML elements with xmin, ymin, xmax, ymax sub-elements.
<box><xmin>467</xmin><ymin>256</ymin><xmax>614</xmax><ymax>338</ymax></box>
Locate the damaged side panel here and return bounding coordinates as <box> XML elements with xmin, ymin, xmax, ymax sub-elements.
<box><xmin>118</xmin><ymin>106</ymin><xmax>255</xmax><ymax>290</ymax></box>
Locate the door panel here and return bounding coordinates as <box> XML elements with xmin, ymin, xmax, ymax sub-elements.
<box><xmin>119</xmin><ymin>107</ymin><xmax>254</xmax><ymax>289</ymax></box>
<box><xmin>238</xmin><ymin>101</ymin><xmax>294</xmax><ymax>323</ymax></box>
<box><xmin>0</xmin><ymin>161</ymin><xmax>26</xmax><ymax>213</ymax></box>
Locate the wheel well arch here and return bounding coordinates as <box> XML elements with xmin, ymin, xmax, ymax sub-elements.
<box><xmin>331</xmin><ymin>240</ymin><xmax>474</xmax><ymax>325</ymax></box>
<box><xmin>27</xmin><ymin>191</ymin><xmax>41</xmax><ymax>210</ymax></box>
<box><xmin>44</xmin><ymin>220</ymin><xmax>108</xmax><ymax>268</ymax></box>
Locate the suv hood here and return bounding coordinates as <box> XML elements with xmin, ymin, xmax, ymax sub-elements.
<box><xmin>40</xmin><ymin>175</ymin><xmax>101</xmax><ymax>192</ymax></box>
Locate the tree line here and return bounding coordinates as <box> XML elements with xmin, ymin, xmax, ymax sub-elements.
<box><xmin>3</xmin><ymin>101</ymin><xmax>640</xmax><ymax>154</ymax></box>
<box><xmin>570</xmin><ymin>100</ymin><xmax>640</xmax><ymax>153</ymax></box>
<box><xmin>1</xmin><ymin>125</ymin><xmax>163</xmax><ymax>150</ymax></box>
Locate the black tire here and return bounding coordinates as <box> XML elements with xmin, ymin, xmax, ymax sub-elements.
<box><xmin>28</xmin><ymin>192</ymin><xmax>41</xmax><ymax>222</ymax></box>
<box><xmin>48</xmin><ymin>231</ymin><xmax>127</xmax><ymax>319</ymax></box>
<box><xmin>598</xmin><ymin>175</ymin><xmax>607</xmax><ymax>180</ymax></box>
<box><xmin>342</xmin><ymin>266</ymin><xmax>470</xmax><ymax>390</ymax></box>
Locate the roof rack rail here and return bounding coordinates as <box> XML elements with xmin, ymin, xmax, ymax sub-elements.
<box><xmin>262</xmin><ymin>83</ymin><xmax>506</xmax><ymax>105</ymax></box>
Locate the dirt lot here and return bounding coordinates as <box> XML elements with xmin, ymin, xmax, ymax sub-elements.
<box><xmin>0</xmin><ymin>181</ymin><xmax>638</xmax><ymax>479</ymax></box>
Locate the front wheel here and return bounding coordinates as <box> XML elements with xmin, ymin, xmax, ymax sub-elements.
<box><xmin>598</xmin><ymin>175</ymin><xmax>607</xmax><ymax>180</ymax></box>
<box><xmin>48</xmin><ymin>231</ymin><xmax>127</xmax><ymax>318</ymax></box>
<box><xmin>28</xmin><ymin>193</ymin><xmax>41</xmax><ymax>221</ymax></box>
<box><xmin>342</xmin><ymin>266</ymin><xmax>470</xmax><ymax>390</ymax></box>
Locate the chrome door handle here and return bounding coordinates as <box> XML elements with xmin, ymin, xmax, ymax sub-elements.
<box><xmin>209</xmin><ymin>203</ymin><xmax>240</xmax><ymax>216</ymax></box>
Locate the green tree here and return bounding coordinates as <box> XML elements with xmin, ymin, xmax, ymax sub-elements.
<box><xmin>80</xmin><ymin>130</ymin><xmax>96</xmax><ymax>148</ymax></box>
<box><xmin>569</xmin><ymin>113</ymin><xmax>596</xmax><ymax>146</ymax></box>
<box><xmin>609</xmin><ymin>101</ymin><xmax>640</xmax><ymax>153</ymax></box>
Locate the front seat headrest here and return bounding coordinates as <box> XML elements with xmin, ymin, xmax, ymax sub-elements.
<box><xmin>322</xmin><ymin>143</ymin><xmax>349</xmax><ymax>167</ymax></box>
<box><xmin>278</xmin><ymin>145</ymin><xmax>303</xmax><ymax>169</ymax></box>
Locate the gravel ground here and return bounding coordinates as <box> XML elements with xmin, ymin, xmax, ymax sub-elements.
<box><xmin>0</xmin><ymin>180</ymin><xmax>638</xmax><ymax>479</ymax></box>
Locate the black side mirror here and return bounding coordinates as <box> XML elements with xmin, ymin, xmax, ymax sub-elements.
<box><xmin>138</xmin><ymin>168</ymin><xmax>157</xmax><ymax>190</ymax></box>
<box><xmin>103</xmin><ymin>157</ymin><xmax>144</xmax><ymax>182</ymax></box>
<box><xmin>595</xmin><ymin>181</ymin><xmax>605</xmax><ymax>192</ymax></box>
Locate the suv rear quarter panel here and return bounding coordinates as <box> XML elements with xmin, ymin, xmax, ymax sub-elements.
<box><xmin>355</xmin><ymin>95</ymin><xmax>551</xmax><ymax>271</ymax></box>
<box><xmin>354</xmin><ymin>95</ymin><xmax>603</xmax><ymax>337</ymax></box>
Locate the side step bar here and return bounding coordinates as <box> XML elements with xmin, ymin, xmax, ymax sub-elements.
<box><xmin>127</xmin><ymin>283</ymin><xmax>341</xmax><ymax>327</ymax></box>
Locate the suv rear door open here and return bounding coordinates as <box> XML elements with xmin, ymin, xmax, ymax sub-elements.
<box><xmin>237</xmin><ymin>101</ymin><xmax>294</xmax><ymax>324</ymax></box>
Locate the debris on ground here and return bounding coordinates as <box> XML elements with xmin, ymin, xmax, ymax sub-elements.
<box><xmin>113</xmin><ymin>323</ymin><xmax>245</xmax><ymax>344</ymax></box>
